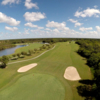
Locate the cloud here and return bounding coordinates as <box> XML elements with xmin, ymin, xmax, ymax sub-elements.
<box><xmin>24</xmin><ymin>12</ymin><xmax>46</xmax><ymax>22</ymax></box>
<box><xmin>85</xmin><ymin>31</ymin><xmax>98</xmax><ymax>36</ymax></box>
<box><xmin>46</xmin><ymin>21</ymin><xmax>66</xmax><ymax>28</ymax></box>
<box><xmin>68</xmin><ymin>19</ymin><xmax>83</xmax><ymax>27</ymax></box>
<box><xmin>1</xmin><ymin>0</ymin><xmax>20</xmax><ymax>5</ymax></box>
<box><xmin>75</xmin><ymin>22</ymin><xmax>83</xmax><ymax>27</ymax></box>
<box><xmin>74</xmin><ymin>8</ymin><xmax>100</xmax><ymax>18</ymax></box>
<box><xmin>45</xmin><ymin>28</ymin><xmax>51</xmax><ymax>30</ymax></box>
<box><xmin>38</xmin><ymin>27</ymin><xmax>44</xmax><ymax>29</ymax></box>
<box><xmin>24</xmin><ymin>28</ymin><xmax>30</xmax><ymax>34</ymax></box>
<box><xmin>18</xmin><ymin>32</ymin><xmax>21</xmax><ymax>34</ymax></box>
<box><xmin>94</xmin><ymin>5</ymin><xmax>98</xmax><ymax>9</ymax></box>
<box><xmin>25</xmin><ymin>0</ymin><xmax>39</xmax><ymax>9</ymax></box>
<box><xmin>79</xmin><ymin>27</ymin><xmax>93</xmax><ymax>32</ymax></box>
<box><xmin>24</xmin><ymin>22</ymin><xmax>44</xmax><ymax>30</ymax></box>
<box><xmin>46</xmin><ymin>21</ymin><xmax>69</xmax><ymax>30</ymax></box>
<box><xmin>17</xmin><ymin>27</ymin><xmax>100</xmax><ymax>38</ymax></box>
<box><xmin>17</xmin><ymin>29</ymin><xmax>30</xmax><ymax>35</ymax></box>
<box><xmin>5</xmin><ymin>26</ymin><xmax>18</xmax><ymax>31</ymax></box>
<box><xmin>68</xmin><ymin>19</ymin><xmax>77</xmax><ymax>23</ymax></box>
<box><xmin>25</xmin><ymin>22</ymin><xmax>38</xmax><ymax>28</ymax></box>
<box><xmin>53</xmin><ymin>29</ymin><xmax>59</xmax><ymax>33</ymax></box>
<box><xmin>96</xmin><ymin>26</ymin><xmax>100</xmax><ymax>32</ymax></box>
<box><xmin>89</xmin><ymin>31</ymin><xmax>98</xmax><ymax>35</ymax></box>
<box><xmin>0</xmin><ymin>12</ymin><xmax>20</xmax><ymax>26</ymax></box>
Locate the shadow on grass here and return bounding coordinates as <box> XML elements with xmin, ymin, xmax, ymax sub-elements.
<box><xmin>77</xmin><ymin>79</ymin><xmax>96</xmax><ymax>100</ymax></box>
<box><xmin>79</xmin><ymin>79</ymin><xmax>95</xmax><ymax>85</ymax></box>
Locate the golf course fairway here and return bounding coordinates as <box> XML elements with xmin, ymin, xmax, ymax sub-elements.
<box><xmin>0</xmin><ymin>73</ymin><xmax>65</xmax><ymax>100</ymax></box>
<box><xmin>0</xmin><ymin>42</ymin><xmax>92</xmax><ymax>100</ymax></box>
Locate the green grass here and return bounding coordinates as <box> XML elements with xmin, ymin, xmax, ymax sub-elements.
<box><xmin>8</xmin><ymin>43</ymin><xmax>52</xmax><ymax>63</ymax></box>
<box><xmin>15</xmin><ymin>43</ymin><xmax>43</xmax><ymax>53</ymax></box>
<box><xmin>6</xmin><ymin>43</ymin><xmax>43</xmax><ymax>59</ymax></box>
<box><xmin>0</xmin><ymin>73</ymin><xmax>65</xmax><ymax>100</ymax></box>
<box><xmin>0</xmin><ymin>42</ymin><xmax>92</xmax><ymax>100</ymax></box>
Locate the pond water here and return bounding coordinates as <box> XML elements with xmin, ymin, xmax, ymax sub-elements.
<box><xmin>0</xmin><ymin>45</ymin><xmax>26</xmax><ymax>57</ymax></box>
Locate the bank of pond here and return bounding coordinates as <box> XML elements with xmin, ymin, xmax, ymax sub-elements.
<box><xmin>0</xmin><ymin>43</ymin><xmax>53</xmax><ymax>68</ymax></box>
<box><xmin>0</xmin><ymin>45</ymin><xmax>26</xmax><ymax>57</ymax></box>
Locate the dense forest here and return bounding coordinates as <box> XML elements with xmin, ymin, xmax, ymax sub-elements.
<box><xmin>76</xmin><ymin>39</ymin><xmax>100</xmax><ymax>100</ymax></box>
<box><xmin>0</xmin><ymin>38</ymin><xmax>77</xmax><ymax>43</ymax></box>
<box><xmin>6</xmin><ymin>38</ymin><xmax>71</xmax><ymax>44</ymax></box>
<box><xmin>0</xmin><ymin>40</ymin><xmax>15</xmax><ymax>51</ymax></box>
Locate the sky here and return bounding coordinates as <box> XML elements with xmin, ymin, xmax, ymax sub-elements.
<box><xmin>0</xmin><ymin>0</ymin><xmax>100</xmax><ymax>40</ymax></box>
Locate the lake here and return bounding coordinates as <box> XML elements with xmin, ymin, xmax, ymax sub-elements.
<box><xmin>0</xmin><ymin>45</ymin><xmax>26</xmax><ymax>57</ymax></box>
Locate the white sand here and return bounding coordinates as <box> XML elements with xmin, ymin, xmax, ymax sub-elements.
<box><xmin>17</xmin><ymin>63</ymin><xmax>37</xmax><ymax>72</ymax></box>
<box><xmin>64</xmin><ymin>66</ymin><xmax>81</xmax><ymax>81</ymax></box>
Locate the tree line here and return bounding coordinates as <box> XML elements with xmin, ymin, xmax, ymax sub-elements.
<box><xmin>0</xmin><ymin>38</ymin><xmax>69</xmax><ymax>51</ymax></box>
<box><xmin>0</xmin><ymin>38</ymin><xmax>73</xmax><ymax>44</ymax></box>
<box><xmin>0</xmin><ymin>42</ymin><xmax>15</xmax><ymax>51</ymax></box>
<box><xmin>76</xmin><ymin>39</ymin><xmax>100</xmax><ymax>100</ymax></box>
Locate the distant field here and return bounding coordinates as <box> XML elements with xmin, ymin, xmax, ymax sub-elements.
<box><xmin>0</xmin><ymin>42</ymin><xmax>92</xmax><ymax>100</ymax></box>
<box><xmin>15</xmin><ymin>43</ymin><xmax>43</xmax><ymax>53</ymax></box>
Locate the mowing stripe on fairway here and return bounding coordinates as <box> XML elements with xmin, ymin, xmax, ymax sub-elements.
<box><xmin>0</xmin><ymin>73</ymin><xmax>65</xmax><ymax>100</ymax></box>
<box><xmin>8</xmin><ymin>45</ymin><xmax>55</xmax><ymax>65</ymax></box>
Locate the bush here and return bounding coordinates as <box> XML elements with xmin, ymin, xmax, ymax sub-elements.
<box><xmin>36</xmin><ymin>51</ymin><xmax>39</xmax><ymax>53</ymax></box>
<box><xmin>30</xmin><ymin>50</ymin><xmax>34</xmax><ymax>53</ymax></box>
<box><xmin>42</xmin><ymin>45</ymin><xmax>46</xmax><ymax>49</ymax></box>
<box><xmin>12</xmin><ymin>54</ymin><xmax>16</xmax><ymax>57</ymax></box>
<box><xmin>48</xmin><ymin>45</ymin><xmax>51</xmax><ymax>49</ymax></box>
<box><xmin>33</xmin><ymin>51</ymin><xmax>35</xmax><ymax>54</ymax></box>
<box><xmin>11</xmin><ymin>56</ymin><xmax>18</xmax><ymax>60</ymax></box>
<box><xmin>2</xmin><ymin>55</ymin><xmax>9</xmax><ymax>64</ymax></box>
<box><xmin>46</xmin><ymin>44</ymin><xmax>50</xmax><ymax>47</ymax></box>
<box><xmin>27</xmin><ymin>53</ymin><xmax>31</xmax><ymax>56</ymax></box>
<box><xmin>28</xmin><ymin>50</ymin><xmax>32</xmax><ymax>55</ymax></box>
<box><xmin>21</xmin><ymin>51</ymin><xmax>27</xmax><ymax>55</ymax></box>
<box><xmin>39</xmin><ymin>47</ymin><xmax>42</xmax><ymax>51</ymax></box>
<box><xmin>0</xmin><ymin>55</ymin><xmax>9</xmax><ymax>68</ymax></box>
<box><xmin>0</xmin><ymin>62</ymin><xmax>6</xmax><ymax>68</ymax></box>
<box><xmin>19</xmin><ymin>55</ymin><xmax>25</xmax><ymax>58</ymax></box>
<box><xmin>17</xmin><ymin>53</ymin><xmax>21</xmax><ymax>57</ymax></box>
<box><xmin>34</xmin><ymin>48</ymin><xmax>37</xmax><ymax>51</ymax></box>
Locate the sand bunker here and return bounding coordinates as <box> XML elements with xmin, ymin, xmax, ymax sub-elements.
<box><xmin>64</xmin><ymin>66</ymin><xmax>81</xmax><ymax>81</ymax></box>
<box><xmin>17</xmin><ymin>63</ymin><xmax>37</xmax><ymax>72</ymax></box>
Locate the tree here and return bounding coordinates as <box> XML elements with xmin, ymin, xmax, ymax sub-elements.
<box><xmin>39</xmin><ymin>47</ymin><xmax>42</xmax><ymax>51</ymax></box>
<box><xmin>77</xmin><ymin>85</ymin><xmax>93</xmax><ymax>99</ymax></box>
<box><xmin>17</xmin><ymin>53</ymin><xmax>20</xmax><ymax>58</ymax></box>
<box><xmin>0</xmin><ymin>55</ymin><xmax>9</xmax><ymax>68</ymax></box>
<box><xmin>12</xmin><ymin>54</ymin><xmax>16</xmax><ymax>57</ymax></box>
<box><xmin>34</xmin><ymin>48</ymin><xmax>37</xmax><ymax>51</ymax></box>
<box><xmin>87</xmin><ymin>53</ymin><xmax>100</xmax><ymax>69</ymax></box>
<box><xmin>21</xmin><ymin>51</ymin><xmax>27</xmax><ymax>55</ymax></box>
<box><xmin>28</xmin><ymin>50</ymin><xmax>32</xmax><ymax>55</ymax></box>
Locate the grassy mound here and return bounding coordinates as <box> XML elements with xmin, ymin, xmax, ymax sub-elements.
<box><xmin>0</xmin><ymin>73</ymin><xmax>65</xmax><ymax>100</ymax></box>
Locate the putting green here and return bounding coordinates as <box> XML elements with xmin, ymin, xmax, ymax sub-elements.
<box><xmin>0</xmin><ymin>73</ymin><xmax>65</xmax><ymax>100</ymax></box>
